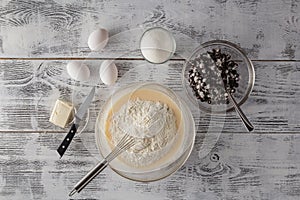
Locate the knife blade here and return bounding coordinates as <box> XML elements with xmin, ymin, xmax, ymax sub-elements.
<box><xmin>57</xmin><ymin>87</ymin><xmax>95</xmax><ymax>158</ymax></box>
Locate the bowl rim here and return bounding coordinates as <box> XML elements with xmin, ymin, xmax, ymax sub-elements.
<box><xmin>182</xmin><ymin>39</ymin><xmax>255</xmax><ymax>114</ymax></box>
<box><xmin>112</xmin><ymin>132</ymin><xmax>195</xmax><ymax>182</ymax></box>
<box><xmin>95</xmin><ymin>82</ymin><xmax>195</xmax><ymax>182</ymax></box>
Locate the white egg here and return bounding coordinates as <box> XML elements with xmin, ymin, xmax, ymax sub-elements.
<box><xmin>66</xmin><ymin>61</ymin><xmax>90</xmax><ymax>81</ymax></box>
<box><xmin>88</xmin><ymin>28</ymin><xmax>109</xmax><ymax>51</ymax></box>
<box><xmin>100</xmin><ymin>60</ymin><xmax>118</xmax><ymax>85</ymax></box>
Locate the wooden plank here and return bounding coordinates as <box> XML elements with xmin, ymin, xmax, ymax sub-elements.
<box><xmin>0</xmin><ymin>60</ymin><xmax>299</xmax><ymax>133</ymax></box>
<box><xmin>0</xmin><ymin>0</ymin><xmax>300</xmax><ymax>59</ymax></box>
<box><xmin>0</xmin><ymin>132</ymin><xmax>300</xmax><ymax>199</ymax></box>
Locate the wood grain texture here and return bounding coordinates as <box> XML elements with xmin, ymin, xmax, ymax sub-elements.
<box><xmin>0</xmin><ymin>0</ymin><xmax>300</xmax><ymax>199</ymax></box>
<box><xmin>0</xmin><ymin>0</ymin><xmax>300</xmax><ymax>59</ymax></box>
<box><xmin>0</xmin><ymin>132</ymin><xmax>300</xmax><ymax>200</ymax></box>
<box><xmin>0</xmin><ymin>60</ymin><xmax>299</xmax><ymax>133</ymax></box>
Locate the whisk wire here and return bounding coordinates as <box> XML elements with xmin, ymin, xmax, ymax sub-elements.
<box><xmin>106</xmin><ymin>134</ymin><xmax>135</xmax><ymax>162</ymax></box>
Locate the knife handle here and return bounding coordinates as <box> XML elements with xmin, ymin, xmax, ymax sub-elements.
<box><xmin>57</xmin><ymin>123</ymin><xmax>77</xmax><ymax>158</ymax></box>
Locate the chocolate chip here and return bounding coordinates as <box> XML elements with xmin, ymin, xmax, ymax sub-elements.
<box><xmin>187</xmin><ymin>48</ymin><xmax>240</xmax><ymax>105</ymax></box>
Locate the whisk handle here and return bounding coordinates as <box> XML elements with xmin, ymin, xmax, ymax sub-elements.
<box><xmin>69</xmin><ymin>159</ymin><xmax>108</xmax><ymax>196</ymax></box>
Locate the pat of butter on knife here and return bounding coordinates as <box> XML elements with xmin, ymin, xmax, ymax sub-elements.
<box><xmin>49</xmin><ymin>99</ymin><xmax>74</xmax><ymax>128</ymax></box>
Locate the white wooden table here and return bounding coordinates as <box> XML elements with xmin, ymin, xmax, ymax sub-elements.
<box><xmin>0</xmin><ymin>1</ymin><xmax>300</xmax><ymax>199</ymax></box>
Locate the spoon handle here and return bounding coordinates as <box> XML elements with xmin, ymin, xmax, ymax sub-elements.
<box><xmin>227</xmin><ymin>92</ymin><xmax>254</xmax><ymax>132</ymax></box>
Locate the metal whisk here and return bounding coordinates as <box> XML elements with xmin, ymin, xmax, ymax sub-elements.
<box><xmin>69</xmin><ymin>134</ymin><xmax>135</xmax><ymax>196</ymax></box>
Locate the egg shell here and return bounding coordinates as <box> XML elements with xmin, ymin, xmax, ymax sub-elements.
<box><xmin>88</xmin><ymin>28</ymin><xmax>109</xmax><ymax>51</ymax></box>
<box><xmin>66</xmin><ymin>61</ymin><xmax>90</xmax><ymax>81</ymax></box>
<box><xmin>100</xmin><ymin>60</ymin><xmax>118</xmax><ymax>85</ymax></box>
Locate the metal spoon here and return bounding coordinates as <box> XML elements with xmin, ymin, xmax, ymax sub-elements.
<box><xmin>227</xmin><ymin>90</ymin><xmax>254</xmax><ymax>132</ymax></box>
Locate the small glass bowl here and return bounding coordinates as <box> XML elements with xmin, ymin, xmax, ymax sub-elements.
<box><xmin>140</xmin><ymin>27</ymin><xmax>176</xmax><ymax>64</ymax></box>
<box><xmin>182</xmin><ymin>40</ymin><xmax>255</xmax><ymax>114</ymax></box>
<box><xmin>95</xmin><ymin>82</ymin><xmax>195</xmax><ymax>182</ymax></box>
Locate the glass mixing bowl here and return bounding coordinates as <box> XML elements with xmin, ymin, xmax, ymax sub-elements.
<box><xmin>95</xmin><ymin>82</ymin><xmax>195</xmax><ymax>182</ymax></box>
<box><xmin>182</xmin><ymin>40</ymin><xmax>255</xmax><ymax>114</ymax></box>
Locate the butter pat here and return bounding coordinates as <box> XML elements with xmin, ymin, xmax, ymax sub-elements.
<box><xmin>49</xmin><ymin>99</ymin><xmax>74</xmax><ymax>128</ymax></box>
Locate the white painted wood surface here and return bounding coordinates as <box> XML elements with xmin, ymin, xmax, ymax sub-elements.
<box><xmin>0</xmin><ymin>0</ymin><xmax>299</xmax><ymax>59</ymax></box>
<box><xmin>0</xmin><ymin>0</ymin><xmax>300</xmax><ymax>200</ymax></box>
<box><xmin>1</xmin><ymin>132</ymin><xmax>300</xmax><ymax>200</ymax></box>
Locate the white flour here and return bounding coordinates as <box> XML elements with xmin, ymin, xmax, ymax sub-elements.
<box><xmin>109</xmin><ymin>98</ymin><xmax>177</xmax><ymax>167</ymax></box>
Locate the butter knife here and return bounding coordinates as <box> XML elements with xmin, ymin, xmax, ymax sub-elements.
<box><xmin>57</xmin><ymin>87</ymin><xmax>95</xmax><ymax>158</ymax></box>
